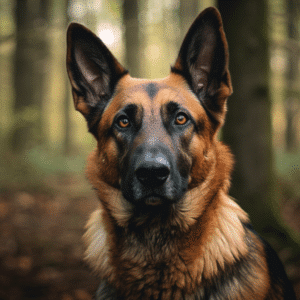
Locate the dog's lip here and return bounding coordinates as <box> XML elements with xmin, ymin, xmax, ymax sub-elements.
<box><xmin>145</xmin><ymin>196</ymin><xmax>163</xmax><ymax>206</ymax></box>
<box><xmin>141</xmin><ymin>194</ymin><xmax>174</xmax><ymax>206</ymax></box>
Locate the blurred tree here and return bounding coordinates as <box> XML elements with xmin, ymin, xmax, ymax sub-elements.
<box><xmin>61</xmin><ymin>0</ymin><xmax>72</xmax><ymax>155</ymax></box>
<box><xmin>178</xmin><ymin>0</ymin><xmax>199</xmax><ymax>44</ymax></box>
<box><xmin>83</xmin><ymin>0</ymin><xmax>97</xmax><ymax>31</ymax></box>
<box><xmin>12</xmin><ymin>0</ymin><xmax>50</xmax><ymax>152</ymax></box>
<box><xmin>123</xmin><ymin>0</ymin><xmax>142</xmax><ymax>77</ymax></box>
<box><xmin>285</xmin><ymin>0</ymin><xmax>300</xmax><ymax>152</ymax></box>
<box><xmin>218</xmin><ymin>0</ymin><xmax>299</xmax><ymax>247</ymax></box>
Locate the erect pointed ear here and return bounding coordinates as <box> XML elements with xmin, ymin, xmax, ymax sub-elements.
<box><xmin>172</xmin><ymin>7</ymin><xmax>232</xmax><ymax>128</ymax></box>
<box><xmin>66</xmin><ymin>23</ymin><xmax>128</xmax><ymax>124</ymax></box>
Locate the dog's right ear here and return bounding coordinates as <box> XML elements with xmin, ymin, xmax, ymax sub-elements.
<box><xmin>172</xmin><ymin>7</ymin><xmax>232</xmax><ymax>129</ymax></box>
<box><xmin>66</xmin><ymin>23</ymin><xmax>127</xmax><ymax>117</ymax></box>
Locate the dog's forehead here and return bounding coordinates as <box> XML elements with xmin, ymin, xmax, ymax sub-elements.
<box><xmin>121</xmin><ymin>83</ymin><xmax>182</xmax><ymax>106</ymax></box>
<box><xmin>115</xmin><ymin>75</ymin><xmax>204</xmax><ymax>116</ymax></box>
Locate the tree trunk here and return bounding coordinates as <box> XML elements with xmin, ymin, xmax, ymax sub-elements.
<box><xmin>12</xmin><ymin>0</ymin><xmax>50</xmax><ymax>152</ymax></box>
<box><xmin>123</xmin><ymin>0</ymin><xmax>141</xmax><ymax>78</ymax></box>
<box><xmin>285</xmin><ymin>0</ymin><xmax>299</xmax><ymax>152</ymax></box>
<box><xmin>218</xmin><ymin>0</ymin><xmax>298</xmax><ymax>245</ymax></box>
<box><xmin>63</xmin><ymin>0</ymin><xmax>72</xmax><ymax>155</ymax></box>
<box><xmin>179</xmin><ymin>0</ymin><xmax>199</xmax><ymax>44</ymax></box>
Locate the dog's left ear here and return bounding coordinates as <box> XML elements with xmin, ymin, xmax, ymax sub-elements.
<box><xmin>172</xmin><ymin>7</ymin><xmax>232</xmax><ymax>127</ymax></box>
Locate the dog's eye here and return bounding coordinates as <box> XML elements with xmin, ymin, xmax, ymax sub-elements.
<box><xmin>175</xmin><ymin>113</ymin><xmax>188</xmax><ymax>125</ymax></box>
<box><xmin>117</xmin><ymin>116</ymin><xmax>130</xmax><ymax>128</ymax></box>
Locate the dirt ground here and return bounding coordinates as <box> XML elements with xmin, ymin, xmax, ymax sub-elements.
<box><xmin>0</xmin><ymin>174</ymin><xmax>299</xmax><ymax>300</ymax></box>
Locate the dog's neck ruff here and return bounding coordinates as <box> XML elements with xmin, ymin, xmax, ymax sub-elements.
<box><xmin>84</xmin><ymin>192</ymin><xmax>249</xmax><ymax>298</ymax></box>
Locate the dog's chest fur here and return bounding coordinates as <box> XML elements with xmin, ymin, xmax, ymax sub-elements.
<box><xmin>84</xmin><ymin>194</ymin><xmax>270</xmax><ymax>300</ymax></box>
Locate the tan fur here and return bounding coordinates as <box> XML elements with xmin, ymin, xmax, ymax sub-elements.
<box><xmin>85</xmin><ymin>149</ymin><xmax>133</xmax><ymax>227</ymax></box>
<box><xmin>84</xmin><ymin>209</ymin><xmax>112</xmax><ymax>279</ymax></box>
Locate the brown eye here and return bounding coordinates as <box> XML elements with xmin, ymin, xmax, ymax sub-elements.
<box><xmin>118</xmin><ymin>116</ymin><xmax>130</xmax><ymax>128</ymax></box>
<box><xmin>175</xmin><ymin>113</ymin><xmax>188</xmax><ymax>125</ymax></box>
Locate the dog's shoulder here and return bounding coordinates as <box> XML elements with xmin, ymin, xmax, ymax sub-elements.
<box><xmin>245</xmin><ymin>224</ymin><xmax>296</xmax><ymax>299</ymax></box>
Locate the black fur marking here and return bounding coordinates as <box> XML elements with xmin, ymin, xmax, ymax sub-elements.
<box><xmin>170</xmin><ymin>66</ymin><xmax>185</xmax><ymax>78</ymax></box>
<box><xmin>86</xmin><ymin>99</ymin><xmax>108</xmax><ymax>136</ymax></box>
<box><xmin>145</xmin><ymin>82</ymin><xmax>159</xmax><ymax>100</ymax></box>
<box><xmin>244</xmin><ymin>223</ymin><xmax>296</xmax><ymax>299</ymax></box>
<box><xmin>264</xmin><ymin>241</ymin><xmax>296</xmax><ymax>299</ymax></box>
<box><xmin>95</xmin><ymin>280</ymin><xmax>118</xmax><ymax>300</ymax></box>
<box><xmin>165</xmin><ymin>101</ymin><xmax>180</xmax><ymax>115</ymax></box>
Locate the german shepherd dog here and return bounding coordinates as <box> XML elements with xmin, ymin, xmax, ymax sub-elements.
<box><xmin>66</xmin><ymin>7</ymin><xmax>296</xmax><ymax>300</ymax></box>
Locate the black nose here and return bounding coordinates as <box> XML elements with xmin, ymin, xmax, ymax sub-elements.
<box><xmin>136</xmin><ymin>164</ymin><xmax>170</xmax><ymax>187</ymax></box>
<box><xmin>135</xmin><ymin>151</ymin><xmax>170</xmax><ymax>187</ymax></box>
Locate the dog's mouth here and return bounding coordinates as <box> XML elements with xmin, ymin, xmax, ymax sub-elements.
<box><xmin>143</xmin><ymin>195</ymin><xmax>164</xmax><ymax>206</ymax></box>
<box><xmin>139</xmin><ymin>194</ymin><xmax>177</xmax><ymax>207</ymax></box>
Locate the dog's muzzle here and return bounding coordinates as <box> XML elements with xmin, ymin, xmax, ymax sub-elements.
<box><xmin>121</xmin><ymin>142</ymin><xmax>184</xmax><ymax>206</ymax></box>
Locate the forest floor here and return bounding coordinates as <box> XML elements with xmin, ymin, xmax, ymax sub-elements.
<box><xmin>0</xmin><ymin>173</ymin><xmax>300</xmax><ymax>300</ymax></box>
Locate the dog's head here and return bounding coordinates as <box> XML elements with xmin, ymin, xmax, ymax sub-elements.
<box><xmin>66</xmin><ymin>7</ymin><xmax>232</xmax><ymax>227</ymax></box>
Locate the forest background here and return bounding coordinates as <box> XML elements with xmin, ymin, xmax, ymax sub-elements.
<box><xmin>0</xmin><ymin>0</ymin><xmax>300</xmax><ymax>299</ymax></box>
